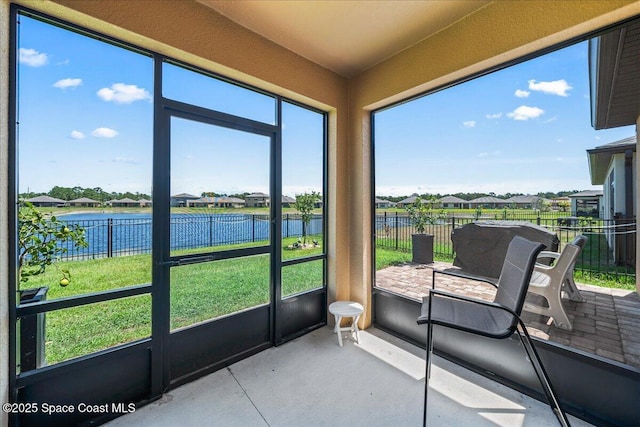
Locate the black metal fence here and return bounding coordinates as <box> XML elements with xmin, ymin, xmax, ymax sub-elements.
<box><xmin>375</xmin><ymin>212</ymin><xmax>636</xmax><ymax>282</ymax></box>
<box><xmin>52</xmin><ymin>214</ymin><xmax>323</xmax><ymax>260</ymax></box>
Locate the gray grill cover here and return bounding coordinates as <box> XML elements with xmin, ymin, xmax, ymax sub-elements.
<box><xmin>452</xmin><ymin>221</ymin><xmax>559</xmax><ymax>280</ymax></box>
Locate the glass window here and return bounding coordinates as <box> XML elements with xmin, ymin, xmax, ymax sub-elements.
<box><xmin>169</xmin><ymin>117</ymin><xmax>271</xmax><ymax>256</ymax></box>
<box><xmin>163</xmin><ymin>61</ymin><xmax>276</xmax><ymax>124</ymax></box>
<box><xmin>17</xmin><ymin>15</ymin><xmax>153</xmax><ymax>299</ymax></box>
<box><xmin>281</xmin><ymin>102</ymin><xmax>324</xmax><ymax>260</ymax></box>
<box><xmin>170</xmin><ymin>255</ymin><xmax>270</xmax><ymax>331</ymax></box>
<box><xmin>373</xmin><ymin>27</ymin><xmax>638</xmax><ymax>370</ymax></box>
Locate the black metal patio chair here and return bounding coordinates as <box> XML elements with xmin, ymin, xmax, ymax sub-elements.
<box><xmin>417</xmin><ymin>235</ymin><xmax>570</xmax><ymax>427</ymax></box>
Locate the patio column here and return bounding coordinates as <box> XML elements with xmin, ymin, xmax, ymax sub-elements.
<box><xmin>0</xmin><ymin>0</ymin><xmax>9</xmax><ymax>423</ymax></box>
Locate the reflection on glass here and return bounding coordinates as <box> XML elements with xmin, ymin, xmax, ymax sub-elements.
<box><xmin>163</xmin><ymin>62</ymin><xmax>276</xmax><ymax>124</ymax></box>
<box><xmin>170</xmin><ymin>254</ymin><xmax>270</xmax><ymax>331</ymax></box>
<box><xmin>282</xmin><ymin>260</ymin><xmax>324</xmax><ymax>297</ymax></box>
<box><xmin>170</xmin><ymin>117</ymin><xmax>271</xmax><ymax>256</ymax></box>
<box><xmin>281</xmin><ymin>102</ymin><xmax>324</xmax><ymax>259</ymax></box>
<box><xmin>17</xmin><ymin>294</ymin><xmax>152</xmax><ymax>372</ymax></box>
<box><xmin>16</xmin><ymin>14</ymin><xmax>153</xmax><ymax>298</ymax></box>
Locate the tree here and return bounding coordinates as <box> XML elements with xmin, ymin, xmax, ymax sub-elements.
<box><xmin>405</xmin><ymin>196</ymin><xmax>445</xmax><ymax>234</ymax></box>
<box><xmin>18</xmin><ymin>202</ymin><xmax>88</xmax><ymax>287</ymax></box>
<box><xmin>294</xmin><ymin>191</ymin><xmax>320</xmax><ymax>245</ymax></box>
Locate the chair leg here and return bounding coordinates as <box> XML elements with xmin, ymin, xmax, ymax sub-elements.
<box><xmin>516</xmin><ymin>323</ymin><xmax>571</xmax><ymax>427</ymax></box>
<box><xmin>423</xmin><ymin>320</ymin><xmax>433</xmax><ymax>427</ymax></box>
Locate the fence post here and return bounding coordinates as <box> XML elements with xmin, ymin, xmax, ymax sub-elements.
<box><xmin>537</xmin><ymin>215</ymin><xmax>541</xmax><ymax>226</ymax></box>
<box><xmin>450</xmin><ymin>216</ymin><xmax>456</xmax><ymax>257</ymax></box>
<box><xmin>395</xmin><ymin>212</ymin><xmax>399</xmax><ymax>250</ymax></box>
<box><xmin>107</xmin><ymin>218</ymin><xmax>113</xmax><ymax>258</ymax></box>
<box><xmin>209</xmin><ymin>216</ymin><xmax>213</xmax><ymax>247</ymax></box>
<box><xmin>286</xmin><ymin>214</ymin><xmax>290</xmax><ymax>238</ymax></box>
<box><xmin>252</xmin><ymin>214</ymin><xmax>256</xmax><ymax>242</ymax></box>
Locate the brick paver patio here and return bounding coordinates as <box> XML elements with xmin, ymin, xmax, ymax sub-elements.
<box><xmin>375</xmin><ymin>261</ymin><xmax>640</xmax><ymax>369</ymax></box>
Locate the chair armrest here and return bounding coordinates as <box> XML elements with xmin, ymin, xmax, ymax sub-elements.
<box><xmin>420</xmin><ymin>288</ymin><xmax>526</xmax><ymax>338</ymax></box>
<box><xmin>432</xmin><ymin>268</ymin><xmax>498</xmax><ymax>289</ymax></box>
<box><xmin>535</xmin><ymin>251</ymin><xmax>560</xmax><ymax>266</ymax></box>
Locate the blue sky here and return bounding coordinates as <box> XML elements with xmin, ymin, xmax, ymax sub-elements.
<box><xmin>18</xmin><ymin>14</ymin><xmax>635</xmax><ymax>199</ymax></box>
<box><xmin>17</xmin><ymin>15</ymin><xmax>324</xmax><ymax>198</ymax></box>
<box><xmin>375</xmin><ymin>41</ymin><xmax>635</xmax><ymax>197</ymax></box>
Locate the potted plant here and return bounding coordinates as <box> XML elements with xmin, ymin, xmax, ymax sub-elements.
<box><xmin>405</xmin><ymin>196</ymin><xmax>444</xmax><ymax>264</ymax></box>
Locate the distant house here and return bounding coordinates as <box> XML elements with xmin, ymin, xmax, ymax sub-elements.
<box><xmin>108</xmin><ymin>198</ymin><xmax>142</xmax><ymax>208</ymax></box>
<box><xmin>567</xmin><ymin>190</ymin><xmax>603</xmax><ymax>217</ymax></box>
<box><xmin>504</xmin><ymin>195</ymin><xmax>548</xmax><ymax>210</ymax></box>
<box><xmin>587</xmin><ymin>136</ymin><xmax>636</xmax><ymax>221</ymax></box>
<box><xmin>374</xmin><ymin>197</ymin><xmax>394</xmax><ymax>209</ymax></box>
<box><xmin>170</xmin><ymin>193</ymin><xmax>200</xmax><ymax>207</ymax></box>
<box><xmin>395</xmin><ymin>196</ymin><xmax>418</xmax><ymax>209</ymax></box>
<box><xmin>282</xmin><ymin>195</ymin><xmax>296</xmax><ymax>208</ymax></box>
<box><xmin>467</xmin><ymin>196</ymin><xmax>506</xmax><ymax>209</ymax></box>
<box><xmin>439</xmin><ymin>195</ymin><xmax>466</xmax><ymax>209</ymax></box>
<box><xmin>138</xmin><ymin>199</ymin><xmax>153</xmax><ymax>208</ymax></box>
<box><xmin>67</xmin><ymin>197</ymin><xmax>101</xmax><ymax>208</ymax></box>
<box><xmin>188</xmin><ymin>196</ymin><xmax>245</xmax><ymax>208</ymax></box>
<box><xmin>25</xmin><ymin>195</ymin><xmax>66</xmax><ymax>207</ymax></box>
<box><xmin>246</xmin><ymin>192</ymin><xmax>270</xmax><ymax>207</ymax></box>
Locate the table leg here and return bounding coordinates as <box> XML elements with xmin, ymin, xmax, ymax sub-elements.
<box><xmin>352</xmin><ymin>314</ymin><xmax>361</xmax><ymax>343</ymax></box>
<box><xmin>334</xmin><ymin>314</ymin><xmax>343</xmax><ymax>347</ymax></box>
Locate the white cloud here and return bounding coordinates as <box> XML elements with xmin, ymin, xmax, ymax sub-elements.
<box><xmin>515</xmin><ymin>89</ymin><xmax>530</xmax><ymax>98</ymax></box>
<box><xmin>91</xmin><ymin>127</ymin><xmax>119</xmax><ymax>138</ymax></box>
<box><xmin>70</xmin><ymin>130</ymin><xmax>85</xmax><ymax>140</ymax></box>
<box><xmin>528</xmin><ymin>79</ymin><xmax>572</xmax><ymax>96</ymax></box>
<box><xmin>507</xmin><ymin>105</ymin><xmax>544</xmax><ymax>121</ymax></box>
<box><xmin>112</xmin><ymin>157</ymin><xmax>140</xmax><ymax>165</ymax></box>
<box><xmin>463</xmin><ymin>120</ymin><xmax>476</xmax><ymax>128</ymax></box>
<box><xmin>19</xmin><ymin>48</ymin><xmax>48</xmax><ymax>67</ymax></box>
<box><xmin>97</xmin><ymin>83</ymin><xmax>151</xmax><ymax>104</ymax></box>
<box><xmin>53</xmin><ymin>78</ymin><xmax>82</xmax><ymax>89</ymax></box>
<box><xmin>486</xmin><ymin>113</ymin><xmax>502</xmax><ymax>119</ymax></box>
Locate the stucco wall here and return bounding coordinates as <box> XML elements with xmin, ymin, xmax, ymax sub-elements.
<box><xmin>347</xmin><ymin>0</ymin><xmax>640</xmax><ymax>325</ymax></box>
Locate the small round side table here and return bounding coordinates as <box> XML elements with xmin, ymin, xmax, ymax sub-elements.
<box><xmin>328</xmin><ymin>301</ymin><xmax>364</xmax><ymax>347</ymax></box>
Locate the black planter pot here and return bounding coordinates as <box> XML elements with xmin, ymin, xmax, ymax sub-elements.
<box><xmin>18</xmin><ymin>287</ymin><xmax>48</xmax><ymax>371</ymax></box>
<box><xmin>411</xmin><ymin>233</ymin><xmax>434</xmax><ymax>264</ymax></box>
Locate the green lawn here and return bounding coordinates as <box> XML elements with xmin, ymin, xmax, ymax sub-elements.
<box><xmin>20</xmin><ymin>236</ymin><xmax>324</xmax><ymax>366</ymax></box>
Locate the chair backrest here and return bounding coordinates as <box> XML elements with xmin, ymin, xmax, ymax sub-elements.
<box><xmin>571</xmin><ymin>235</ymin><xmax>587</xmax><ymax>250</ymax></box>
<box><xmin>494</xmin><ymin>236</ymin><xmax>545</xmax><ymax>315</ymax></box>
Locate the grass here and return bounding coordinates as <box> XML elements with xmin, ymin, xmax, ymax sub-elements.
<box><xmin>20</xmin><ymin>235</ymin><xmax>324</xmax><ymax>366</ymax></box>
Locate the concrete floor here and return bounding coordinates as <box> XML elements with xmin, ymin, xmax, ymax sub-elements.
<box><xmin>106</xmin><ymin>327</ymin><xmax>591</xmax><ymax>427</ymax></box>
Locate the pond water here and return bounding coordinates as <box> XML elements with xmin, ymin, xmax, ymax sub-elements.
<box><xmin>55</xmin><ymin>213</ymin><xmax>322</xmax><ymax>260</ymax></box>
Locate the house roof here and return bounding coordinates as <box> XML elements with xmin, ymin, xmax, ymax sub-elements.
<box><xmin>171</xmin><ymin>193</ymin><xmax>200</xmax><ymax>199</ymax></box>
<box><xmin>587</xmin><ymin>135</ymin><xmax>636</xmax><ymax>184</ymax></box>
<box><xmin>504</xmin><ymin>195</ymin><xmax>544</xmax><ymax>204</ymax></box>
<box><xmin>247</xmin><ymin>192</ymin><xmax>269</xmax><ymax>198</ymax></box>
<box><xmin>397</xmin><ymin>196</ymin><xmax>419</xmax><ymax>204</ymax></box>
<box><xmin>112</xmin><ymin>198</ymin><xmax>139</xmax><ymax>203</ymax></box>
<box><xmin>202</xmin><ymin>1</ymin><xmax>490</xmax><ymax>78</ymax></box>
<box><xmin>568</xmin><ymin>190</ymin><xmax>603</xmax><ymax>198</ymax></box>
<box><xmin>590</xmin><ymin>19</ymin><xmax>640</xmax><ymax>129</ymax></box>
<box><xmin>439</xmin><ymin>196</ymin><xmax>466</xmax><ymax>204</ymax></box>
<box><xmin>468</xmin><ymin>196</ymin><xmax>505</xmax><ymax>204</ymax></box>
<box><xmin>26</xmin><ymin>195</ymin><xmax>66</xmax><ymax>203</ymax></box>
<box><xmin>69</xmin><ymin>197</ymin><xmax>101</xmax><ymax>204</ymax></box>
<box><xmin>282</xmin><ymin>195</ymin><xmax>296</xmax><ymax>203</ymax></box>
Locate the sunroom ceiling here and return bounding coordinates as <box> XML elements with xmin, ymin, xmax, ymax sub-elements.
<box><xmin>198</xmin><ymin>0</ymin><xmax>491</xmax><ymax>78</ymax></box>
